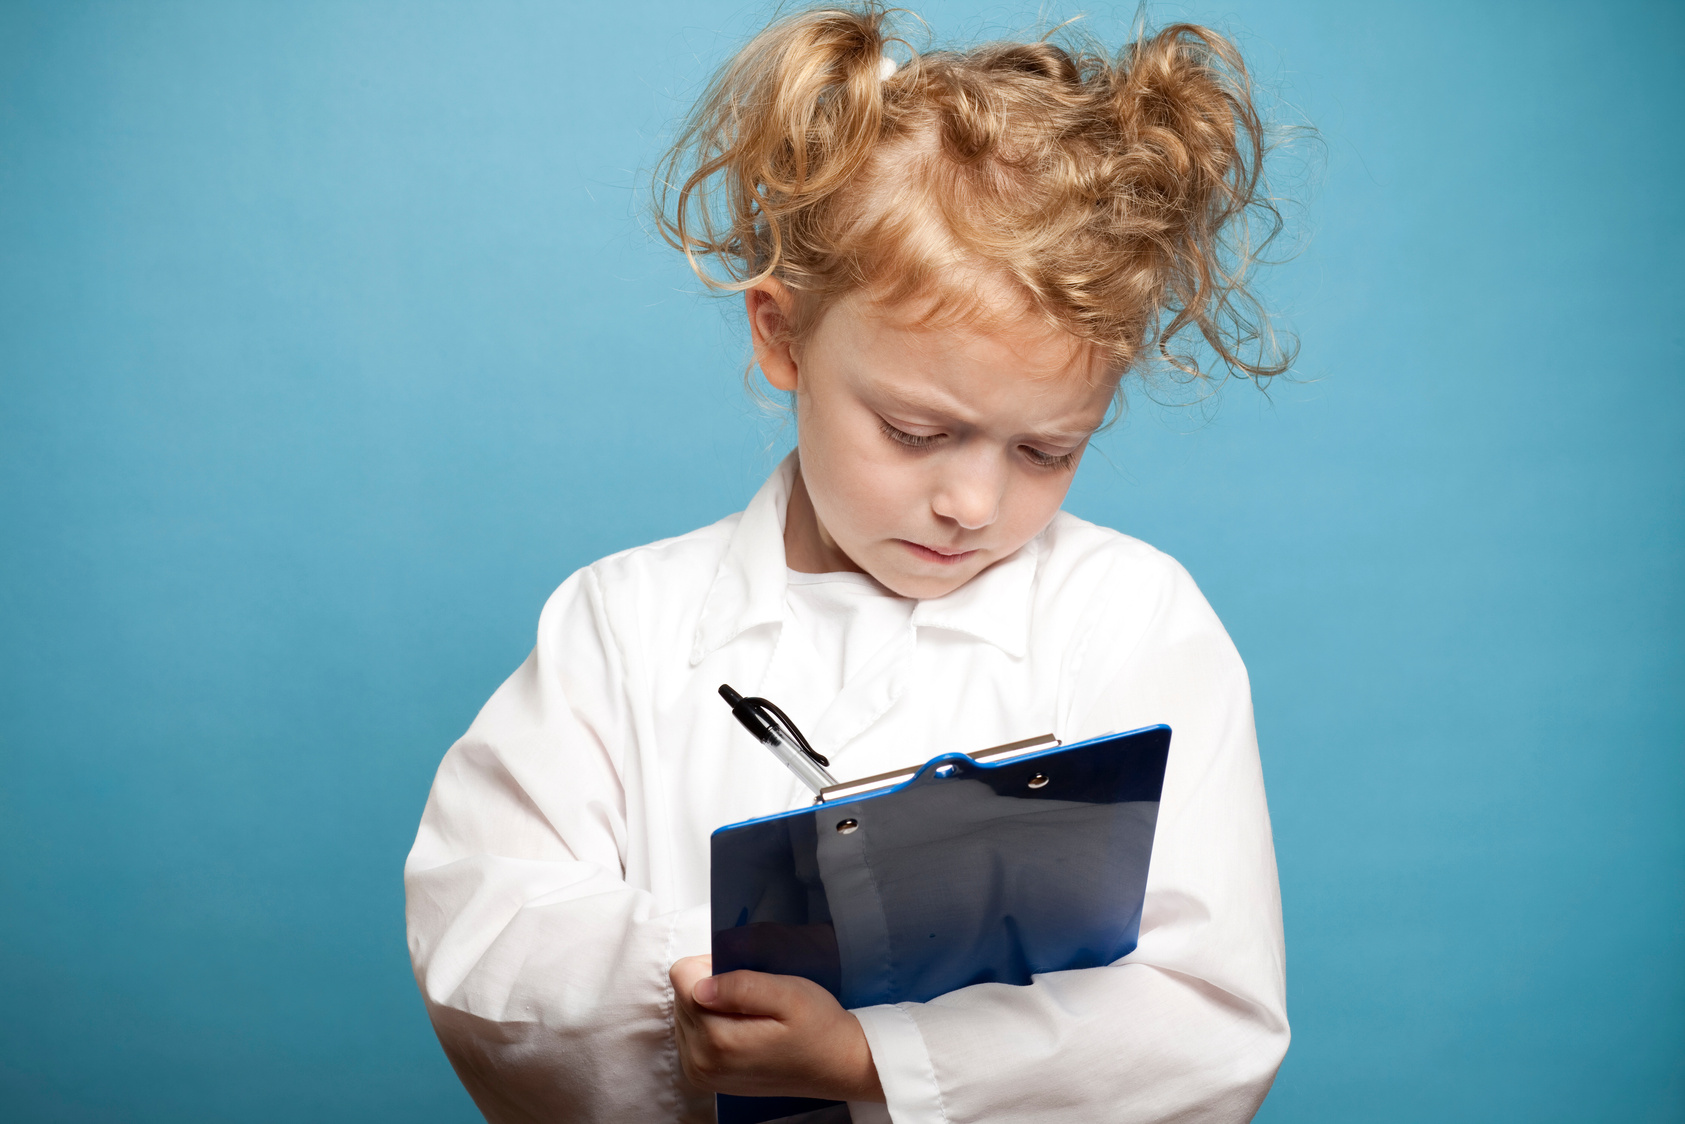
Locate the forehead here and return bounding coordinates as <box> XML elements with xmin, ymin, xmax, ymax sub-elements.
<box><xmin>813</xmin><ymin>290</ymin><xmax>1116</xmax><ymax>431</ymax></box>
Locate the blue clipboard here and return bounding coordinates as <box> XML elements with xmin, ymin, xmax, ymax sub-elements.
<box><xmin>709</xmin><ymin>724</ymin><xmax>1171</xmax><ymax>1124</ymax></box>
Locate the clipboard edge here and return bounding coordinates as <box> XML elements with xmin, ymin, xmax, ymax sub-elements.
<box><xmin>710</xmin><ymin>723</ymin><xmax>1172</xmax><ymax>837</ymax></box>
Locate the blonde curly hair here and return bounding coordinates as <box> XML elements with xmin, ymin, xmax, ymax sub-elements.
<box><xmin>655</xmin><ymin>3</ymin><xmax>1293</xmax><ymax>385</ymax></box>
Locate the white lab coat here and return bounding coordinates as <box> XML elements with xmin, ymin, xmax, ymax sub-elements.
<box><xmin>404</xmin><ymin>455</ymin><xmax>1287</xmax><ymax>1124</ymax></box>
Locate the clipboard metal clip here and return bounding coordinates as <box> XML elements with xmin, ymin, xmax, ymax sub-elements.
<box><xmin>818</xmin><ymin>732</ymin><xmax>1062</xmax><ymax>802</ymax></box>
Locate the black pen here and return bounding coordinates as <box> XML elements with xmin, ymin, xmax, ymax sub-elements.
<box><xmin>718</xmin><ymin>684</ymin><xmax>837</xmax><ymax>797</ymax></box>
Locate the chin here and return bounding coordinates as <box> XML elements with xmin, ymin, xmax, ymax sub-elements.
<box><xmin>847</xmin><ymin>538</ymin><xmax>995</xmax><ymax>600</ymax></box>
<box><xmin>871</xmin><ymin>564</ymin><xmax>979</xmax><ymax>601</ymax></box>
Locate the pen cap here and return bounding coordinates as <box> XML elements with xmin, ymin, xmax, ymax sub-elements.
<box><xmin>719</xmin><ymin>683</ymin><xmax>774</xmax><ymax>745</ymax></box>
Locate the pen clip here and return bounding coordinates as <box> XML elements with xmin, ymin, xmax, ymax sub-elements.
<box><xmin>743</xmin><ymin>696</ymin><xmax>829</xmax><ymax>768</ymax></box>
<box><xmin>717</xmin><ymin>684</ymin><xmax>829</xmax><ymax>768</ymax></box>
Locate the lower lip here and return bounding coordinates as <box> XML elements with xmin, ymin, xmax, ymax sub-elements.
<box><xmin>899</xmin><ymin>541</ymin><xmax>979</xmax><ymax>565</ymax></box>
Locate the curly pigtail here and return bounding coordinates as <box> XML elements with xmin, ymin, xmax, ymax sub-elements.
<box><xmin>1101</xmin><ymin>25</ymin><xmax>1288</xmax><ymax>381</ymax></box>
<box><xmin>654</xmin><ymin>7</ymin><xmax>898</xmax><ymax>292</ymax></box>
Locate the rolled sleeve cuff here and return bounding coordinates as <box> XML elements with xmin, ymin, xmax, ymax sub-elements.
<box><xmin>851</xmin><ymin>1004</ymin><xmax>946</xmax><ymax>1124</ymax></box>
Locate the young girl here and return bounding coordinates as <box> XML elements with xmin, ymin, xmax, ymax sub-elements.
<box><xmin>406</xmin><ymin>5</ymin><xmax>1290</xmax><ymax>1122</ymax></box>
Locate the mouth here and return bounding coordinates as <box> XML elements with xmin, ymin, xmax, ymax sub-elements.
<box><xmin>898</xmin><ymin>540</ymin><xmax>980</xmax><ymax>566</ymax></box>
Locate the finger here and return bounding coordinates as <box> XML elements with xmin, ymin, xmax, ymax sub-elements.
<box><xmin>672</xmin><ymin>1016</ymin><xmax>713</xmax><ymax>1091</ymax></box>
<box><xmin>696</xmin><ymin>969</ymin><xmax>818</xmax><ymax>1018</ymax></box>
<box><xmin>670</xmin><ymin>956</ymin><xmax>712</xmax><ymax>1016</ymax></box>
<box><xmin>670</xmin><ymin>954</ymin><xmax>711</xmax><ymax>992</ymax></box>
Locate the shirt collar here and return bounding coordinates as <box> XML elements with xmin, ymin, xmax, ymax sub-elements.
<box><xmin>908</xmin><ymin>534</ymin><xmax>1037</xmax><ymax>659</ymax></box>
<box><xmin>691</xmin><ymin>452</ymin><xmax>798</xmax><ymax>665</ymax></box>
<box><xmin>691</xmin><ymin>451</ymin><xmax>1041</xmax><ymax>664</ymax></box>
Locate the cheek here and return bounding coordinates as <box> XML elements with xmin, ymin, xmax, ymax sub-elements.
<box><xmin>818</xmin><ymin>450</ymin><xmax>915</xmax><ymax>537</ymax></box>
<box><xmin>797</xmin><ymin>399</ymin><xmax>915</xmax><ymax>532</ymax></box>
<box><xmin>1005</xmin><ymin>470</ymin><xmax>1077</xmax><ymax>534</ymax></box>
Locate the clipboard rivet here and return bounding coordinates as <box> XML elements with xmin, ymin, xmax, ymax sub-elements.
<box><xmin>1027</xmin><ymin>773</ymin><xmax>1049</xmax><ymax>789</ymax></box>
<box><xmin>836</xmin><ymin>818</ymin><xmax>859</xmax><ymax>834</ymax></box>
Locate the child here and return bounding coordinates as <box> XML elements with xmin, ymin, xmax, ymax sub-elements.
<box><xmin>406</xmin><ymin>5</ymin><xmax>1290</xmax><ymax>1122</ymax></box>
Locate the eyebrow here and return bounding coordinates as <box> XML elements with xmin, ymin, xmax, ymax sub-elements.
<box><xmin>1020</xmin><ymin>426</ymin><xmax>1096</xmax><ymax>447</ymax></box>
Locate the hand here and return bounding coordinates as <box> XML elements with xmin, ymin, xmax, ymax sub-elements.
<box><xmin>670</xmin><ymin>954</ymin><xmax>885</xmax><ymax>1103</ymax></box>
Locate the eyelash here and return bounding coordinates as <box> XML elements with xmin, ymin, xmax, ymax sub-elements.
<box><xmin>879</xmin><ymin>420</ymin><xmax>941</xmax><ymax>448</ymax></box>
<box><xmin>879</xmin><ymin>420</ymin><xmax>1078</xmax><ymax>470</ymax></box>
<box><xmin>1024</xmin><ymin>447</ymin><xmax>1079</xmax><ymax>471</ymax></box>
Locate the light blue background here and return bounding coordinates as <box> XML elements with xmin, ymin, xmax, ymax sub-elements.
<box><xmin>1</xmin><ymin>1</ymin><xmax>1680</xmax><ymax>1120</ymax></box>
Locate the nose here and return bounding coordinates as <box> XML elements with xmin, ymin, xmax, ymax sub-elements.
<box><xmin>930</xmin><ymin>449</ymin><xmax>1003</xmax><ymax>531</ymax></box>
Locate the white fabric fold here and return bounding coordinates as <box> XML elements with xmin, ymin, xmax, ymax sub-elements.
<box><xmin>853</xmin><ymin>1004</ymin><xmax>948</xmax><ymax>1124</ymax></box>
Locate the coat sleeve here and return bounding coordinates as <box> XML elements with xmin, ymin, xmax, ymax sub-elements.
<box><xmin>851</xmin><ymin>558</ymin><xmax>1289</xmax><ymax>1124</ymax></box>
<box><xmin>403</xmin><ymin>567</ymin><xmax>714</xmax><ymax>1124</ymax></box>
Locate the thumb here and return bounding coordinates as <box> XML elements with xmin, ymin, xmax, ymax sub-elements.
<box><xmin>694</xmin><ymin>969</ymin><xmax>807</xmax><ymax>1018</ymax></box>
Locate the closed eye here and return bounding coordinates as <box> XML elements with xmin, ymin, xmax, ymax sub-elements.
<box><xmin>880</xmin><ymin>419</ymin><xmax>942</xmax><ymax>448</ymax></box>
<box><xmin>1022</xmin><ymin>445</ymin><xmax>1079</xmax><ymax>470</ymax></box>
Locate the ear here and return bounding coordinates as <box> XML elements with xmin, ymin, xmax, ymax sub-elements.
<box><xmin>745</xmin><ymin>279</ymin><xmax>799</xmax><ymax>393</ymax></box>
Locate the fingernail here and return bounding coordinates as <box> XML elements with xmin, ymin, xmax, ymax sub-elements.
<box><xmin>694</xmin><ymin>977</ymin><xmax>718</xmax><ymax>1004</ymax></box>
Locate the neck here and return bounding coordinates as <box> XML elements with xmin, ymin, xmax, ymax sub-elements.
<box><xmin>784</xmin><ymin>466</ymin><xmax>865</xmax><ymax>576</ymax></box>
